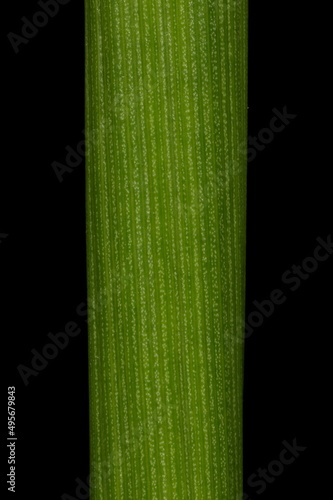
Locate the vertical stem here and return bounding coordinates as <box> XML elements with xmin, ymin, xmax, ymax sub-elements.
<box><xmin>85</xmin><ymin>0</ymin><xmax>248</xmax><ymax>498</ymax></box>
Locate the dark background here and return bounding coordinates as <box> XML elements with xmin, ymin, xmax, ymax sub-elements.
<box><xmin>2</xmin><ymin>1</ymin><xmax>331</xmax><ymax>499</ymax></box>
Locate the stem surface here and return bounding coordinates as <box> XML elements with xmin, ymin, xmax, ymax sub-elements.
<box><xmin>85</xmin><ymin>1</ymin><xmax>248</xmax><ymax>498</ymax></box>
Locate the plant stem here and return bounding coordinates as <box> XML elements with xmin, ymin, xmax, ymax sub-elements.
<box><xmin>85</xmin><ymin>0</ymin><xmax>247</xmax><ymax>497</ymax></box>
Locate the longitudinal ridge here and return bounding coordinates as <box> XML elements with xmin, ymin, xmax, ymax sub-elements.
<box><xmin>85</xmin><ymin>0</ymin><xmax>248</xmax><ymax>498</ymax></box>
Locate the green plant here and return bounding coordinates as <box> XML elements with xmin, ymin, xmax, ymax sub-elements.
<box><xmin>85</xmin><ymin>0</ymin><xmax>247</xmax><ymax>497</ymax></box>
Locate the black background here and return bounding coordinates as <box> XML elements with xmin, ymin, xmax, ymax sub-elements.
<box><xmin>2</xmin><ymin>1</ymin><xmax>331</xmax><ymax>499</ymax></box>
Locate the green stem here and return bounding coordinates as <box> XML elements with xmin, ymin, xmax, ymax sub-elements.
<box><xmin>85</xmin><ymin>0</ymin><xmax>247</xmax><ymax>498</ymax></box>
